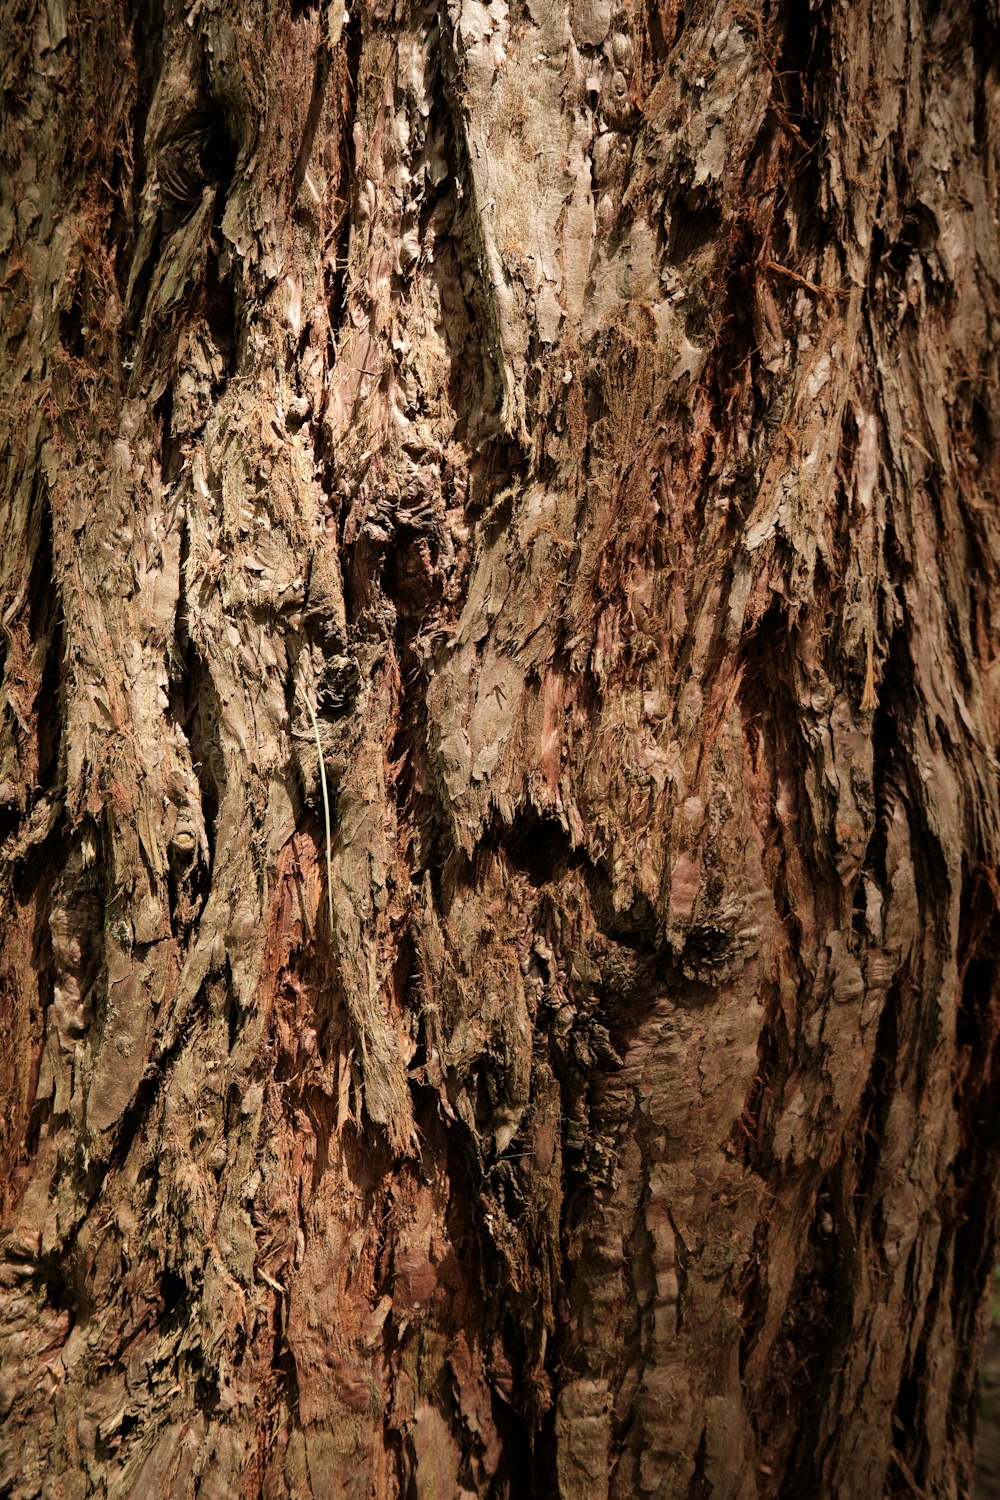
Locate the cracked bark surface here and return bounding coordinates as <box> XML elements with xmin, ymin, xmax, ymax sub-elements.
<box><xmin>1</xmin><ymin>0</ymin><xmax>999</xmax><ymax>1495</ymax></box>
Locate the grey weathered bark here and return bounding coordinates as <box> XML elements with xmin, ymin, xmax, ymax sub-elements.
<box><xmin>1</xmin><ymin>0</ymin><xmax>998</xmax><ymax>1495</ymax></box>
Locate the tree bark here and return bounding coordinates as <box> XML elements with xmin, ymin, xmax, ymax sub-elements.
<box><xmin>1</xmin><ymin>0</ymin><xmax>998</xmax><ymax>1495</ymax></box>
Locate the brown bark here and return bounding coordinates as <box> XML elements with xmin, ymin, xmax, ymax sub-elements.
<box><xmin>1</xmin><ymin>0</ymin><xmax>998</xmax><ymax>1495</ymax></box>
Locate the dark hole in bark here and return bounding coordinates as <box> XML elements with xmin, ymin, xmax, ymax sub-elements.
<box><xmin>194</xmin><ymin>1372</ymin><xmax>221</xmax><ymax>1414</ymax></box>
<box><xmin>225</xmin><ymin>965</ymin><xmax>240</xmax><ymax>1053</ymax></box>
<box><xmin>26</xmin><ymin>487</ymin><xmax>63</xmax><ymax>793</ymax></box>
<box><xmin>326</xmin><ymin>2</ymin><xmax>362</xmax><ymax>339</ymax></box>
<box><xmin>95</xmin><ymin>1411</ymin><xmax>138</xmax><ymax>1462</ymax></box>
<box><xmin>203</xmin><ymin>257</ymin><xmax>239</xmax><ymax>378</ymax></box>
<box><xmin>667</xmin><ymin>197</ymin><xmax>722</xmax><ymax>265</ymax></box>
<box><xmin>489</xmin><ymin>1358</ymin><xmax>539</xmax><ymax>1497</ymax></box>
<box><xmin>58</xmin><ymin>278</ymin><xmax>86</xmax><ymax>359</ymax></box>
<box><xmin>159</xmin><ymin>107</ymin><xmax>237</xmax><ymax>210</ymax></box>
<box><xmin>949</xmin><ymin>872</ymin><xmax>1000</xmax><ymax>1449</ymax></box>
<box><xmin>41</xmin><ymin>1262</ymin><xmax>79</xmax><ymax>1321</ymax></box>
<box><xmin>160</xmin><ymin>1266</ymin><xmax>187</xmax><ymax>1318</ymax></box>
<box><xmin>153</xmin><ymin>375</ymin><xmax>177</xmax><ymax>476</ymax></box>
<box><xmin>687</xmin><ymin>1425</ymin><xmax>710</xmax><ymax>1499</ymax></box>
<box><xmin>124</xmin><ymin>0</ymin><xmax>162</xmax><ymax>188</ymax></box>
<box><xmin>507</xmin><ymin>816</ymin><xmax>572</xmax><ymax>887</ymax></box>
<box><xmin>761</xmin><ymin>1190</ymin><xmax>840</xmax><ymax>1493</ymax></box>
<box><xmin>856</xmin><ymin>980</ymin><xmax>900</xmax><ymax>1203</ymax></box>
<box><xmin>169</xmin><ymin>646</ymin><xmax>224</xmax><ymax>872</ymax></box>
<box><xmin>889</xmin><ymin>1241</ymin><xmax>946</xmax><ymax>1493</ymax></box>
<box><xmin>970</xmin><ymin>395</ymin><xmax>994</xmax><ymax>464</ymax></box>
<box><xmin>646</xmin><ymin>0</ymin><xmax>685</xmax><ymax>59</ymax></box>
<box><xmin>957</xmin><ymin>953</ymin><xmax>994</xmax><ymax>1054</ymax></box>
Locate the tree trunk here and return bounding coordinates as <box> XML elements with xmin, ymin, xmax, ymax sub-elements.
<box><xmin>1</xmin><ymin>0</ymin><xmax>998</xmax><ymax>1494</ymax></box>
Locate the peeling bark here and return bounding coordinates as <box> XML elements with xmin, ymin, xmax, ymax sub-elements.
<box><xmin>1</xmin><ymin>0</ymin><xmax>999</xmax><ymax>1495</ymax></box>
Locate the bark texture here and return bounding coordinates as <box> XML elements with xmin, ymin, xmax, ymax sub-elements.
<box><xmin>1</xmin><ymin>0</ymin><xmax>999</xmax><ymax>1495</ymax></box>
